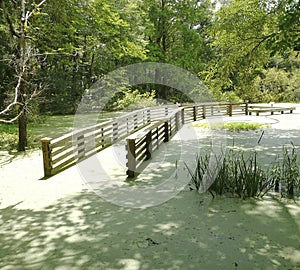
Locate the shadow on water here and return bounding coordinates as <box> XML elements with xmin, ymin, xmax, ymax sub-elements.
<box><xmin>1</xmin><ymin>112</ymin><xmax>300</xmax><ymax>269</ymax></box>
<box><xmin>0</xmin><ymin>191</ymin><xmax>299</xmax><ymax>270</ymax></box>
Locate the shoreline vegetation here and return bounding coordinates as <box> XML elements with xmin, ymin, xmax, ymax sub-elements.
<box><xmin>193</xmin><ymin>121</ymin><xmax>271</xmax><ymax>132</ymax></box>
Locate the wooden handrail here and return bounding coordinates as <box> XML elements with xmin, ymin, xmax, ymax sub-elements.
<box><xmin>41</xmin><ymin>102</ymin><xmax>248</xmax><ymax>177</ymax></box>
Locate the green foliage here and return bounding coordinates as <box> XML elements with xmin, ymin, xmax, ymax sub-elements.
<box><xmin>113</xmin><ymin>89</ymin><xmax>156</xmax><ymax>111</ymax></box>
<box><xmin>142</xmin><ymin>0</ymin><xmax>214</xmax><ymax>99</ymax></box>
<box><xmin>1</xmin><ymin>0</ymin><xmax>299</xmax><ymax>121</ymax></box>
<box><xmin>0</xmin><ymin>132</ymin><xmax>18</xmax><ymax>151</ymax></box>
<box><xmin>205</xmin><ymin>0</ymin><xmax>300</xmax><ymax>102</ymax></box>
<box><xmin>186</xmin><ymin>150</ymin><xmax>271</xmax><ymax>199</ymax></box>
<box><xmin>271</xmin><ymin>144</ymin><xmax>300</xmax><ymax>198</ymax></box>
<box><xmin>186</xmin><ymin>148</ymin><xmax>300</xmax><ymax>199</ymax></box>
<box><xmin>193</xmin><ymin>122</ymin><xmax>270</xmax><ymax>132</ymax></box>
<box><xmin>219</xmin><ymin>92</ymin><xmax>242</xmax><ymax>103</ymax></box>
<box><xmin>253</xmin><ymin>53</ymin><xmax>300</xmax><ymax>102</ymax></box>
<box><xmin>5</xmin><ymin>0</ymin><xmax>149</xmax><ymax>115</ymax></box>
<box><xmin>0</xmin><ymin>124</ymin><xmax>19</xmax><ymax>150</ymax></box>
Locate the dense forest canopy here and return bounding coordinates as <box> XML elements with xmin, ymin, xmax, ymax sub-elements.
<box><xmin>0</xmin><ymin>0</ymin><xmax>299</xmax><ymax>150</ymax></box>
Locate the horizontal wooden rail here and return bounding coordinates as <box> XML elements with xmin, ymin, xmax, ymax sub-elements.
<box><xmin>125</xmin><ymin>102</ymin><xmax>248</xmax><ymax>177</ymax></box>
<box><xmin>42</xmin><ymin>102</ymin><xmax>248</xmax><ymax>177</ymax></box>
<box><xmin>126</xmin><ymin>109</ymin><xmax>184</xmax><ymax>177</ymax></box>
<box><xmin>248</xmin><ymin>105</ymin><xmax>295</xmax><ymax>116</ymax></box>
<box><xmin>41</xmin><ymin>107</ymin><xmax>154</xmax><ymax>177</ymax></box>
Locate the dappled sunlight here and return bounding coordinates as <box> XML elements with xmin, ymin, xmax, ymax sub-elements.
<box><xmin>1</xmin><ymin>110</ymin><xmax>300</xmax><ymax>269</ymax></box>
<box><xmin>117</xmin><ymin>259</ymin><xmax>141</xmax><ymax>270</ymax></box>
<box><xmin>244</xmin><ymin>199</ymin><xmax>283</xmax><ymax>219</ymax></box>
<box><xmin>279</xmin><ymin>247</ymin><xmax>300</xmax><ymax>264</ymax></box>
<box><xmin>0</xmin><ymin>190</ymin><xmax>299</xmax><ymax>269</ymax></box>
<box><xmin>153</xmin><ymin>222</ymin><xmax>181</xmax><ymax>236</ymax></box>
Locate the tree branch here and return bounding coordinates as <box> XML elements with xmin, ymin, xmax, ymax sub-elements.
<box><xmin>0</xmin><ymin>110</ymin><xmax>23</xmax><ymax>123</ymax></box>
<box><xmin>0</xmin><ymin>74</ymin><xmax>23</xmax><ymax>117</ymax></box>
<box><xmin>0</xmin><ymin>0</ymin><xmax>20</xmax><ymax>38</ymax></box>
<box><xmin>26</xmin><ymin>0</ymin><xmax>47</xmax><ymax>21</ymax></box>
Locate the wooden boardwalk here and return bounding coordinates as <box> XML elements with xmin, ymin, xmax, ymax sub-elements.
<box><xmin>41</xmin><ymin>102</ymin><xmax>248</xmax><ymax>177</ymax></box>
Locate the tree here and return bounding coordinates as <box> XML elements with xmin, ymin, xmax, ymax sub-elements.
<box><xmin>1</xmin><ymin>0</ymin><xmax>148</xmax><ymax>140</ymax></box>
<box><xmin>142</xmin><ymin>0</ymin><xmax>214</xmax><ymax>101</ymax></box>
<box><xmin>37</xmin><ymin>0</ymin><xmax>147</xmax><ymax>114</ymax></box>
<box><xmin>205</xmin><ymin>0</ymin><xmax>300</xmax><ymax>101</ymax></box>
<box><xmin>253</xmin><ymin>52</ymin><xmax>300</xmax><ymax>102</ymax></box>
<box><xmin>0</xmin><ymin>0</ymin><xmax>47</xmax><ymax>151</ymax></box>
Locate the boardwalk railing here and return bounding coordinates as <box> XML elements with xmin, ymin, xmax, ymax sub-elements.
<box><xmin>41</xmin><ymin>108</ymin><xmax>151</xmax><ymax>177</ymax></box>
<box><xmin>41</xmin><ymin>102</ymin><xmax>247</xmax><ymax>177</ymax></box>
<box><xmin>125</xmin><ymin>102</ymin><xmax>248</xmax><ymax>177</ymax></box>
<box><xmin>126</xmin><ymin>108</ymin><xmax>184</xmax><ymax>177</ymax></box>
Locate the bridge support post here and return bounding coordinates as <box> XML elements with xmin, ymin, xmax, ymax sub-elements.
<box><xmin>245</xmin><ymin>103</ymin><xmax>249</xmax><ymax>115</ymax></box>
<box><xmin>112</xmin><ymin>121</ymin><xmax>118</xmax><ymax>142</ymax></box>
<box><xmin>175</xmin><ymin>112</ymin><xmax>180</xmax><ymax>131</ymax></box>
<box><xmin>181</xmin><ymin>108</ymin><xmax>185</xmax><ymax>125</ymax></box>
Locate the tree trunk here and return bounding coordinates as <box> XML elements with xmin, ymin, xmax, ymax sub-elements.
<box><xmin>17</xmin><ymin>0</ymin><xmax>28</xmax><ymax>152</ymax></box>
<box><xmin>18</xmin><ymin>105</ymin><xmax>27</xmax><ymax>151</ymax></box>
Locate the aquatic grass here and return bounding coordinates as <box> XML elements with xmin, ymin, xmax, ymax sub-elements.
<box><xmin>193</xmin><ymin>122</ymin><xmax>271</xmax><ymax>132</ymax></box>
<box><xmin>185</xmin><ymin>148</ymin><xmax>296</xmax><ymax>199</ymax></box>
<box><xmin>271</xmin><ymin>144</ymin><xmax>300</xmax><ymax>198</ymax></box>
<box><xmin>185</xmin><ymin>153</ymin><xmax>209</xmax><ymax>191</ymax></box>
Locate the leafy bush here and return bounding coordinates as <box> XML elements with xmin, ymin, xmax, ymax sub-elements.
<box><xmin>114</xmin><ymin>89</ymin><xmax>156</xmax><ymax>111</ymax></box>
<box><xmin>0</xmin><ymin>124</ymin><xmax>35</xmax><ymax>151</ymax></box>
<box><xmin>0</xmin><ymin>127</ymin><xmax>18</xmax><ymax>150</ymax></box>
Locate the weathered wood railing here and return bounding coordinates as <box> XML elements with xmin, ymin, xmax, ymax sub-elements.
<box><xmin>126</xmin><ymin>108</ymin><xmax>184</xmax><ymax>177</ymax></box>
<box><xmin>125</xmin><ymin>102</ymin><xmax>248</xmax><ymax>177</ymax></box>
<box><xmin>41</xmin><ymin>108</ymin><xmax>152</xmax><ymax>177</ymax></box>
<box><xmin>248</xmin><ymin>104</ymin><xmax>295</xmax><ymax>116</ymax></box>
<box><xmin>41</xmin><ymin>102</ymin><xmax>248</xmax><ymax>177</ymax></box>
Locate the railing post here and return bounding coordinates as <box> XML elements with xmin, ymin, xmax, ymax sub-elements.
<box><xmin>156</xmin><ymin>127</ymin><xmax>159</xmax><ymax>148</ymax></box>
<box><xmin>100</xmin><ymin>127</ymin><xmax>105</xmax><ymax>148</ymax></box>
<box><xmin>175</xmin><ymin>111</ymin><xmax>180</xmax><ymax>131</ymax></box>
<box><xmin>145</xmin><ymin>131</ymin><xmax>152</xmax><ymax>160</ymax></box>
<box><xmin>245</xmin><ymin>103</ymin><xmax>249</xmax><ymax>115</ymax></box>
<box><xmin>126</xmin><ymin>117</ymin><xmax>130</xmax><ymax>134</ymax></box>
<box><xmin>228</xmin><ymin>103</ymin><xmax>233</xmax><ymax>117</ymax></box>
<box><xmin>41</xmin><ymin>137</ymin><xmax>52</xmax><ymax>177</ymax></box>
<box><xmin>126</xmin><ymin>138</ymin><xmax>136</xmax><ymax>178</ymax></box>
<box><xmin>193</xmin><ymin>106</ymin><xmax>197</xmax><ymax>121</ymax></box>
<box><xmin>202</xmin><ymin>105</ymin><xmax>206</xmax><ymax>119</ymax></box>
<box><xmin>165</xmin><ymin>107</ymin><xmax>168</xmax><ymax>116</ymax></box>
<box><xmin>112</xmin><ymin>121</ymin><xmax>118</xmax><ymax>142</ymax></box>
<box><xmin>164</xmin><ymin>121</ymin><xmax>169</xmax><ymax>142</ymax></box>
<box><xmin>181</xmin><ymin>108</ymin><xmax>185</xmax><ymax>125</ymax></box>
<box><xmin>77</xmin><ymin>132</ymin><xmax>85</xmax><ymax>160</ymax></box>
<box><xmin>133</xmin><ymin>114</ymin><xmax>138</xmax><ymax>129</ymax></box>
<box><xmin>147</xmin><ymin>109</ymin><xmax>151</xmax><ymax>123</ymax></box>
